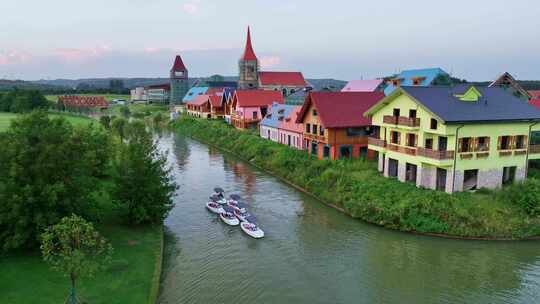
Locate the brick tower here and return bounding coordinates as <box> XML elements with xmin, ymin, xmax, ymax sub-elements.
<box><xmin>170</xmin><ymin>55</ymin><xmax>189</xmax><ymax>104</ymax></box>
<box><xmin>238</xmin><ymin>27</ymin><xmax>259</xmax><ymax>89</ymax></box>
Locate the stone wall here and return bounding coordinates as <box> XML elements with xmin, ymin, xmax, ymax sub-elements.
<box><xmin>448</xmin><ymin>170</ymin><xmax>463</xmax><ymax>193</ymax></box>
<box><xmin>398</xmin><ymin>162</ymin><xmax>407</xmax><ymax>182</ymax></box>
<box><xmin>515</xmin><ymin>167</ymin><xmax>526</xmax><ymax>182</ymax></box>
<box><xmin>417</xmin><ymin>166</ymin><xmax>436</xmax><ymax>190</ymax></box>
<box><xmin>478</xmin><ymin>169</ymin><xmax>503</xmax><ymax>190</ymax></box>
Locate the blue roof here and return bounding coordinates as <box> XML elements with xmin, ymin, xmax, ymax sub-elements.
<box><xmin>401</xmin><ymin>85</ymin><xmax>540</xmax><ymax>123</ymax></box>
<box><xmin>384</xmin><ymin>68</ymin><xmax>449</xmax><ymax>96</ymax></box>
<box><xmin>182</xmin><ymin>87</ymin><xmax>209</xmax><ymax>102</ymax></box>
<box><xmin>260</xmin><ymin>103</ymin><xmax>296</xmax><ymax>128</ymax></box>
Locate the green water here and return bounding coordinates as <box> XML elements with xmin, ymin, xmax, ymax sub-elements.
<box><xmin>158</xmin><ymin>134</ymin><xmax>540</xmax><ymax>304</ymax></box>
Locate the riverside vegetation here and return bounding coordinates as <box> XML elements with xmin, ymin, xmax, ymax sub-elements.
<box><xmin>0</xmin><ymin>110</ymin><xmax>176</xmax><ymax>303</ymax></box>
<box><xmin>174</xmin><ymin>117</ymin><xmax>540</xmax><ymax>239</ymax></box>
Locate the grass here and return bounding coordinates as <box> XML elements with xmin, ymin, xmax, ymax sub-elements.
<box><xmin>0</xmin><ymin>219</ymin><xmax>163</xmax><ymax>304</ymax></box>
<box><xmin>0</xmin><ymin>112</ymin><xmax>95</xmax><ymax>132</ymax></box>
<box><xmin>45</xmin><ymin>94</ymin><xmax>130</xmax><ymax>103</ymax></box>
<box><xmin>106</xmin><ymin>103</ymin><xmax>169</xmax><ymax>118</ymax></box>
<box><xmin>174</xmin><ymin>117</ymin><xmax>540</xmax><ymax>239</ymax></box>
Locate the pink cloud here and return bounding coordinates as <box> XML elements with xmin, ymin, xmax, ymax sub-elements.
<box><xmin>259</xmin><ymin>56</ymin><xmax>281</xmax><ymax>69</ymax></box>
<box><xmin>53</xmin><ymin>46</ymin><xmax>112</xmax><ymax>63</ymax></box>
<box><xmin>183</xmin><ymin>0</ymin><xmax>201</xmax><ymax>15</ymax></box>
<box><xmin>0</xmin><ymin>50</ymin><xmax>32</xmax><ymax>66</ymax></box>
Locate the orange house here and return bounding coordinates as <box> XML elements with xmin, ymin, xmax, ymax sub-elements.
<box><xmin>296</xmin><ymin>92</ymin><xmax>384</xmax><ymax>160</ymax></box>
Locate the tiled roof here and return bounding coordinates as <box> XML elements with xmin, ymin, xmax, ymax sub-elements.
<box><xmin>258</xmin><ymin>71</ymin><xmax>306</xmax><ymax>86</ymax></box>
<box><xmin>241</xmin><ymin>26</ymin><xmax>258</xmax><ymax>61</ymax></box>
<box><xmin>297</xmin><ymin>92</ymin><xmax>384</xmax><ymax>128</ymax></box>
<box><xmin>400</xmin><ymin>86</ymin><xmax>540</xmax><ymax>123</ymax></box>
<box><xmin>260</xmin><ymin>103</ymin><xmax>296</xmax><ymax>128</ymax></box>
<box><xmin>59</xmin><ymin>96</ymin><xmax>108</xmax><ymax>108</ymax></box>
<box><xmin>183</xmin><ymin>87</ymin><xmax>209</xmax><ymax>102</ymax></box>
<box><xmin>186</xmin><ymin>94</ymin><xmax>209</xmax><ymax>106</ymax></box>
<box><xmin>171</xmin><ymin>55</ymin><xmax>187</xmax><ymax>71</ymax></box>
<box><xmin>209</xmin><ymin>95</ymin><xmax>222</xmax><ymax>107</ymax></box>
<box><xmin>234</xmin><ymin>90</ymin><xmax>284</xmax><ymax>107</ymax></box>
<box><xmin>341</xmin><ymin>79</ymin><xmax>383</xmax><ymax>92</ymax></box>
<box><xmin>528</xmin><ymin>90</ymin><xmax>540</xmax><ymax>99</ymax></box>
<box><xmin>384</xmin><ymin>68</ymin><xmax>449</xmax><ymax>95</ymax></box>
<box><xmin>529</xmin><ymin>99</ymin><xmax>540</xmax><ymax>109</ymax></box>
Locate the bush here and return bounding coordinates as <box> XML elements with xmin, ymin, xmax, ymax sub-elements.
<box><xmin>501</xmin><ymin>179</ymin><xmax>540</xmax><ymax>216</ymax></box>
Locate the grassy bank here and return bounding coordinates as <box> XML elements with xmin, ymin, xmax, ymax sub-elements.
<box><xmin>0</xmin><ymin>218</ymin><xmax>163</xmax><ymax>304</ymax></box>
<box><xmin>174</xmin><ymin>117</ymin><xmax>540</xmax><ymax>239</ymax></box>
<box><xmin>0</xmin><ymin>111</ymin><xmax>94</xmax><ymax>132</ymax></box>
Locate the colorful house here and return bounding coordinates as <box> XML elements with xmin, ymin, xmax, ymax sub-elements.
<box><xmin>182</xmin><ymin>87</ymin><xmax>209</xmax><ymax>103</ymax></box>
<box><xmin>185</xmin><ymin>94</ymin><xmax>211</xmax><ymax>118</ymax></box>
<box><xmin>364</xmin><ymin>85</ymin><xmax>540</xmax><ymax>193</ymax></box>
<box><xmin>259</xmin><ymin>103</ymin><xmax>304</xmax><ymax>149</ymax></box>
<box><xmin>296</xmin><ymin>91</ymin><xmax>384</xmax><ymax>160</ymax></box>
<box><xmin>209</xmin><ymin>95</ymin><xmax>224</xmax><ymax>119</ymax></box>
<box><xmin>230</xmin><ymin>90</ymin><xmax>284</xmax><ymax>129</ymax></box>
<box><xmin>489</xmin><ymin>72</ymin><xmax>531</xmax><ymax>101</ymax></box>
<box><xmin>341</xmin><ymin>79</ymin><xmax>384</xmax><ymax>92</ymax></box>
<box><xmin>383</xmin><ymin>68</ymin><xmax>451</xmax><ymax>96</ymax></box>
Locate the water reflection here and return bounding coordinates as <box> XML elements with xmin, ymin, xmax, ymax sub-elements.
<box><xmin>158</xmin><ymin>133</ymin><xmax>540</xmax><ymax>304</ymax></box>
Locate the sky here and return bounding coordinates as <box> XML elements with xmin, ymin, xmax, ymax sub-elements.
<box><xmin>0</xmin><ymin>0</ymin><xmax>539</xmax><ymax>81</ymax></box>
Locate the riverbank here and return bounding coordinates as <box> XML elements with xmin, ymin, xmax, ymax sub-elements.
<box><xmin>173</xmin><ymin>117</ymin><xmax>540</xmax><ymax>240</ymax></box>
<box><xmin>0</xmin><ymin>216</ymin><xmax>163</xmax><ymax>304</ymax></box>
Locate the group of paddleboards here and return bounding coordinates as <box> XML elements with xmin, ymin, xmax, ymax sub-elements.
<box><xmin>205</xmin><ymin>187</ymin><xmax>265</xmax><ymax>239</ymax></box>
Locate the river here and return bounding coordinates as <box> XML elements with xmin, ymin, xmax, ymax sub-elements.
<box><xmin>157</xmin><ymin>133</ymin><xmax>540</xmax><ymax>304</ymax></box>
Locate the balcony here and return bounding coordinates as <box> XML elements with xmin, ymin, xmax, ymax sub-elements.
<box><xmin>387</xmin><ymin>144</ymin><xmax>416</xmax><ymax>156</ymax></box>
<box><xmin>368</xmin><ymin>137</ymin><xmax>386</xmax><ymax>148</ymax></box>
<box><xmin>304</xmin><ymin>133</ymin><xmax>326</xmax><ymax>142</ymax></box>
<box><xmin>417</xmin><ymin>147</ymin><xmax>454</xmax><ymax>160</ymax></box>
<box><xmin>529</xmin><ymin>144</ymin><xmax>540</xmax><ymax>154</ymax></box>
<box><xmin>383</xmin><ymin>115</ymin><xmax>420</xmax><ymax>128</ymax></box>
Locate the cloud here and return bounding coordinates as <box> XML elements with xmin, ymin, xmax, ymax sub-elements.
<box><xmin>53</xmin><ymin>46</ymin><xmax>112</xmax><ymax>63</ymax></box>
<box><xmin>183</xmin><ymin>0</ymin><xmax>201</xmax><ymax>15</ymax></box>
<box><xmin>259</xmin><ymin>56</ymin><xmax>281</xmax><ymax>69</ymax></box>
<box><xmin>0</xmin><ymin>50</ymin><xmax>32</xmax><ymax>66</ymax></box>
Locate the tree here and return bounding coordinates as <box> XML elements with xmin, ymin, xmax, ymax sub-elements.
<box><xmin>0</xmin><ymin>112</ymin><xmax>111</xmax><ymax>250</ymax></box>
<box><xmin>120</xmin><ymin>105</ymin><xmax>131</xmax><ymax>118</ymax></box>
<box><xmin>41</xmin><ymin>214</ymin><xmax>113</xmax><ymax>304</ymax></box>
<box><xmin>111</xmin><ymin>117</ymin><xmax>127</xmax><ymax>142</ymax></box>
<box><xmin>99</xmin><ymin>115</ymin><xmax>111</xmax><ymax>129</ymax></box>
<box><xmin>112</xmin><ymin>121</ymin><xmax>176</xmax><ymax>224</ymax></box>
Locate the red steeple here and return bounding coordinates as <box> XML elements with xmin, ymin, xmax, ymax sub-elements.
<box><xmin>241</xmin><ymin>26</ymin><xmax>258</xmax><ymax>61</ymax></box>
<box><xmin>171</xmin><ymin>55</ymin><xmax>187</xmax><ymax>72</ymax></box>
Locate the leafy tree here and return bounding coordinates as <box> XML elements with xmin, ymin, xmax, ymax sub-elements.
<box><xmin>0</xmin><ymin>112</ymin><xmax>111</xmax><ymax>250</ymax></box>
<box><xmin>111</xmin><ymin>117</ymin><xmax>127</xmax><ymax>142</ymax></box>
<box><xmin>99</xmin><ymin>115</ymin><xmax>111</xmax><ymax>129</ymax></box>
<box><xmin>0</xmin><ymin>89</ymin><xmax>49</xmax><ymax>113</ymax></box>
<box><xmin>120</xmin><ymin>105</ymin><xmax>131</xmax><ymax>118</ymax></box>
<box><xmin>112</xmin><ymin>120</ymin><xmax>176</xmax><ymax>224</ymax></box>
<box><xmin>41</xmin><ymin>214</ymin><xmax>113</xmax><ymax>304</ymax></box>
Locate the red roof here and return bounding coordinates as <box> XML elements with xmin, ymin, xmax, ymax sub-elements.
<box><xmin>209</xmin><ymin>95</ymin><xmax>222</xmax><ymax>107</ymax></box>
<box><xmin>59</xmin><ymin>96</ymin><xmax>108</xmax><ymax>108</ymax></box>
<box><xmin>234</xmin><ymin>90</ymin><xmax>284</xmax><ymax>107</ymax></box>
<box><xmin>529</xmin><ymin>90</ymin><xmax>540</xmax><ymax>99</ymax></box>
<box><xmin>241</xmin><ymin>26</ymin><xmax>257</xmax><ymax>61</ymax></box>
<box><xmin>147</xmin><ymin>83</ymin><xmax>171</xmax><ymax>90</ymax></box>
<box><xmin>259</xmin><ymin>71</ymin><xmax>306</xmax><ymax>86</ymax></box>
<box><xmin>296</xmin><ymin>92</ymin><xmax>384</xmax><ymax>128</ymax></box>
<box><xmin>206</xmin><ymin>87</ymin><xmax>225</xmax><ymax>96</ymax></box>
<box><xmin>529</xmin><ymin>99</ymin><xmax>540</xmax><ymax>109</ymax></box>
<box><xmin>187</xmin><ymin>94</ymin><xmax>210</xmax><ymax>106</ymax></box>
<box><xmin>171</xmin><ymin>55</ymin><xmax>187</xmax><ymax>71</ymax></box>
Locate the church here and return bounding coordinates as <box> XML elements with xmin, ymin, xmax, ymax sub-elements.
<box><xmin>238</xmin><ymin>27</ymin><xmax>309</xmax><ymax>97</ymax></box>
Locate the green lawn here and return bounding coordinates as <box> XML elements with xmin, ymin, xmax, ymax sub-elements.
<box><xmin>0</xmin><ymin>112</ymin><xmax>95</xmax><ymax>132</ymax></box>
<box><xmin>46</xmin><ymin>94</ymin><xmax>130</xmax><ymax>103</ymax></box>
<box><xmin>106</xmin><ymin>103</ymin><xmax>169</xmax><ymax>117</ymax></box>
<box><xmin>0</xmin><ymin>221</ymin><xmax>163</xmax><ymax>304</ymax></box>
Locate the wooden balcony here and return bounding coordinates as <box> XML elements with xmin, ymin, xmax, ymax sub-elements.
<box><xmin>529</xmin><ymin>144</ymin><xmax>540</xmax><ymax>154</ymax></box>
<box><xmin>387</xmin><ymin>144</ymin><xmax>416</xmax><ymax>156</ymax></box>
<box><xmin>304</xmin><ymin>133</ymin><xmax>326</xmax><ymax>142</ymax></box>
<box><xmin>383</xmin><ymin>115</ymin><xmax>420</xmax><ymax>128</ymax></box>
<box><xmin>368</xmin><ymin>137</ymin><xmax>386</xmax><ymax>148</ymax></box>
<box><xmin>417</xmin><ymin>147</ymin><xmax>454</xmax><ymax>160</ymax></box>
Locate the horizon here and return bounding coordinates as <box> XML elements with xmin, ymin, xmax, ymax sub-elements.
<box><xmin>1</xmin><ymin>0</ymin><xmax>539</xmax><ymax>82</ymax></box>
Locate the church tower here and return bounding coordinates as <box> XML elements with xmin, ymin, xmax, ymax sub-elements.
<box><xmin>170</xmin><ymin>55</ymin><xmax>189</xmax><ymax>104</ymax></box>
<box><xmin>238</xmin><ymin>27</ymin><xmax>259</xmax><ymax>89</ymax></box>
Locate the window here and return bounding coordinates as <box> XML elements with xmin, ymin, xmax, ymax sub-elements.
<box><xmin>499</xmin><ymin>136</ymin><xmax>511</xmax><ymax>150</ymax></box>
<box><xmin>438</xmin><ymin>136</ymin><xmax>448</xmax><ymax>151</ymax></box>
<box><xmin>459</xmin><ymin>137</ymin><xmax>472</xmax><ymax>152</ymax></box>
<box><xmin>425</xmin><ymin>138</ymin><xmax>433</xmax><ymax>149</ymax></box>
<box><xmin>409</xmin><ymin>109</ymin><xmax>417</xmax><ymax>118</ymax></box>
<box><xmin>390</xmin><ymin>131</ymin><xmax>400</xmax><ymax>144</ymax></box>
<box><xmin>306</xmin><ymin>123</ymin><xmax>311</xmax><ymax>133</ymax></box>
<box><xmin>413</xmin><ymin>79</ymin><xmax>421</xmax><ymax>86</ymax></box>
<box><xmin>393</xmin><ymin>108</ymin><xmax>400</xmax><ymax>117</ymax></box>
<box><xmin>406</xmin><ymin>133</ymin><xmax>417</xmax><ymax>147</ymax></box>
<box><xmin>252</xmin><ymin>111</ymin><xmax>257</xmax><ymax>119</ymax></box>
<box><xmin>476</xmin><ymin>137</ymin><xmax>490</xmax><ymax>152</ymax></box>
<box><xmin>312</xmin><ymin>109</ymin><xmax>318</xmax><ymax>116</ymax></box>
<box><xmin>346</xmin><ymin>127</ymin><xmax>367</xmax><ymax>137</ymax></box>
<box><xmin>320</xmin><ymin>126</ymin><xmax>325</xmax><ymax>136</ymax></box>
<box><xmin>312</xmin><ymin>124</ymin><xmax>318</xmax><ymax>135</ymax></box>
<box><xmin>430</xmin><ymin>118</ymin><xmax>438</xmax><ymax>130</ymax></box>
<box><xmin>515</xmin><ymin>135</ymin><xmax>527</xmax><ymax>149</ymax></box>
<box><xmin>323</xmin><ymin>145</ymin><xmax>330</xmax><ymax>159</ymax></box>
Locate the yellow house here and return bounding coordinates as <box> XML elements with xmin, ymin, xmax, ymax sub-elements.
<box><xmin>364</xmin><ymin>85</ymin><xmax>540</xmax><ymax>193</ymax></box>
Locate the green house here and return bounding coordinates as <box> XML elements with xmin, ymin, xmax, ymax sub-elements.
<box><xmin>364</xmin><ymin>85</ymin><xmax>540</xmax><ymax>193</ymax></box>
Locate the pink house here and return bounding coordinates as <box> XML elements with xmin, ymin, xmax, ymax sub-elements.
<box><xmin>230</xmin><ymin>90</ymin><xmax>284</xmax><ymax>129</ymax></box>
<box><xmin>341</xmin><ymin>79</ymin><xmax>384</xmax><ymax>92</ymax></box>
<box><xmin>278</xmin><ymin>106</ymin><xmax>305</xmax><ymax>150</ymax></box>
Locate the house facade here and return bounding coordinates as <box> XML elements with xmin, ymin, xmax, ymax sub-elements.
<box><xmin>260</xmin><ymin>103</ymin><xmax>304</xmax><ymax>149</ymax></box>
<box><xmin>230</xmin><ymin>90</ymin><xmax>284</xmax><ymax>129</ymax></box>
<box><xmin>365</xmin><ymin>86</ymin><xmax>540</xmax><ymax>193</ymax></box>
<box><xmin>185</xmin><ymin>94</ymin><xmax>211</xmax><ymax>118</ymax></box>
<box><xmin>296</xmin><ymin>92</ymin><xmax>384</xmax><ymax>160</ymax></box>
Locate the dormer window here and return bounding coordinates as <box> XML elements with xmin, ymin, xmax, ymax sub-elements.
<box><xmin>312</xmin><ymin>109</ymin><xmax>317</xmax><ymax>116</ymax></box>
<box><xmin>412</xmin><ymin>77</ymin><xmax>426</xmax><ymax>86</ymax></box>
